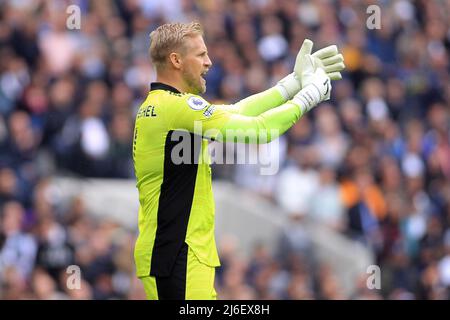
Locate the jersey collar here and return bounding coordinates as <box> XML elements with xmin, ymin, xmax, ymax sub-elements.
<box><xmin>150</xmin><ymin>82</ymin><xmax>181</xmax><ymax>94</ymax></box>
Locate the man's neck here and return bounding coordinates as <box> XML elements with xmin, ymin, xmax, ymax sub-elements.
<box><xmin>156</xmin><ymin>73</ymin><xmax>187</xmax><ymax>93</ymax></box>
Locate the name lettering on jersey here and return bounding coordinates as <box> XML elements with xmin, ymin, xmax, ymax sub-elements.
<box><xmin>137</xmin><ymin>105</ymin><xmax>157</xmax><ymax>119</ymax></box>
<box><xmin>187</xmin><ymin>96</ymin><xmax>209</xmax><ymax>111</ymax></box>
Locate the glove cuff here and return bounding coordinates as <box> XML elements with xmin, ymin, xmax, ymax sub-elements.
<box><xmin>292</xmin><ymin>83</ymin><xmax>322</xmax><ymax>114</ymax></box>
<box><xmin>276</xmin><ymin>73</ymin><xmax>301</xmax><ymax>100</ymax></box>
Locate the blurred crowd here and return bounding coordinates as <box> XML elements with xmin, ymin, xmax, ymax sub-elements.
<box><xmin>0</xmin><ymin>0</ymin><xmax>450</xmax><ymax>299</ymax></box>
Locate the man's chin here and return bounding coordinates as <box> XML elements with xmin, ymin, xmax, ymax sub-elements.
<box><xmin>196</xmin><ymin>83</ymin><xmax>206</xmax><ymax>94</ymax></box>
<box><xmin>186</xmin><ymin>81</ymin><xmax>206</xmax><ymax>95</ymax></box>
<box><xmin>200</xmin><ymin>77</ymin><xmax>207</xmax><ymax>93</ymax></box>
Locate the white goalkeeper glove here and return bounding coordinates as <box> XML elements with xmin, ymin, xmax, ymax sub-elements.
<box><xmin>291</xmin><ymin>54</ymin><xmax>331</xmax><ymax>114</ymax></box>
<box><xmin>276</xmin><ymin>39</ymin><xmax>344</xmax><ymax>99</ymax></box>
<box><xmin>310</xmin><ymin>44</ymin><xmax>345</xmax><ymax>82</ymax></box>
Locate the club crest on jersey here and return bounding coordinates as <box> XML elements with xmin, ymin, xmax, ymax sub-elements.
<box><xmin>187</xmin><ymin>96</ymin><xmax>208</xmax><ymax>111</ymax></box>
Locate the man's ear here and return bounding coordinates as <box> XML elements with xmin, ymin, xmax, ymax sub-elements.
<box><xmin>168</xmin><ymin>52</ymin><xmax>182</xmax><ymax>69</ymax></box>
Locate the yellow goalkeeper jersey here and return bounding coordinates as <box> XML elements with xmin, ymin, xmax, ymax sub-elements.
<box><xmin>133</xmin><ymin>82</ymin><xmax>229</xmax><ymax>277</ymax></box>
<box><xmin>133</xmin><ymin>82</ymin><xmax>302</xmax><ymax>278</ymax></box>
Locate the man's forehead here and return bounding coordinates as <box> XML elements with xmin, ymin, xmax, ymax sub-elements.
<box><xmin>185</xmin><ymin>35</ymin><xmax>207</xmax><ymax>52</ymax></box>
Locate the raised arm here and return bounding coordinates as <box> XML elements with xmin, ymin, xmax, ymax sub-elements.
<box><xmin>171</xmin><ymin>55</ymin><xmax>332</xmax><ymax>144</ymax></box>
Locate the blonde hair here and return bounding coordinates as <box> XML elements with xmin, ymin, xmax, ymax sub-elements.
<box><xmin>149</xmin><ymin>22</ymin><xmax>204</xmax><ymax>70</ymax></box>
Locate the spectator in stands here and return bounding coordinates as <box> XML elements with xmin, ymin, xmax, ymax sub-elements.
<box><xmin>0</xmin><ymin>0</ymin><xmax>449</xmax><ymax>300</ymax></box>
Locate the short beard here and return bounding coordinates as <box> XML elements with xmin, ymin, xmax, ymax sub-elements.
<box><xmin>183</xmin><ymin>70</ymin><xmax>205</xmax><ymax>95</ymax></box>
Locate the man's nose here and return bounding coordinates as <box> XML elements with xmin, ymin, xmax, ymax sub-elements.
<box><xmin>205</xmin><ymin>55</ymin><xmax>212</xmax><ymax>67</ymax></box>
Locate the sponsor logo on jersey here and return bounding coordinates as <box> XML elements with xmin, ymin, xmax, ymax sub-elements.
<box><xmin>203</xmin><ymin>105</ymin><xmax>215</xmax><ymax>118</ymax></box>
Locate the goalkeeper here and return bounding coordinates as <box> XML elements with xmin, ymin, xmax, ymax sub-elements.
<box><xmin>132</xmin><ymin>22</ymin><xmax>345</xmax><ymax>300</ymax></box>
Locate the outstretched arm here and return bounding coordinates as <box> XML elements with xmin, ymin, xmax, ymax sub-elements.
<box><xmin>215</xmin><ymin>100</ymin><xmax>302</xmax><ymax>143</ymax></box>
<box><xmin>223</xmin><ymin>86</ymin><xmax>286</xmax><ymax>117</ymax></box>
<box><xmin>171</xmin><ymin>55</ymin><xmax>331</xmax><ymax>144</ymax></box>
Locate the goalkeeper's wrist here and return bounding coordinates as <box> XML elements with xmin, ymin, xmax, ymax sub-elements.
<box><xmin>291</xmin><ymin>83</ymin><xmax>322</xmax><ymax>114</ymax></box>
<box><xmin>275</xmin><ymin>73</ymin><xmax>301</xmax><ymax>101</ymax></box>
